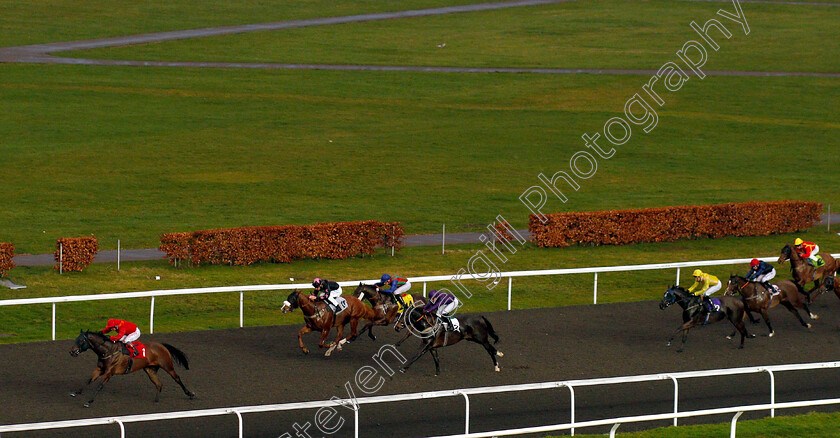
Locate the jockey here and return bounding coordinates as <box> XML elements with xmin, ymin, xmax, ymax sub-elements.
<box><xmin>375</xmin><ymin>274</ymin><xmax>411</xmax><ymax>310</ymax></box>
<box><xmin>746</xmin><ymin>258</ymin><xmax>776</xmax><ymax>293</ymax></box>
<box><xmin>794</xmin><ymin>238</ymin><xmax>821</xmax><ymax>267</ymax></box>
<box><xmin>688</xmin><ymin>269</ymin><xmax>721</xmax><ymax>310</ymax></box>
<box><xmin>311</xmin><ymin>278</ymin><xmax>342</xmax><ymax>313</ymax></box>
<box><xmin>102</xmin><ymin>318</ymin><xmax>141</xmax><ymax>357</ymax></box>
<box><xmin>423</xmin><ymin>289</ymin><xmax>460</xmax><ymax>332</ymax></box>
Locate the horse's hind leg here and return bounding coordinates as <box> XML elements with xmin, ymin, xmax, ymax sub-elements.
<box><xmin>400</xmin><ymin>341</ymin><xmax>434</xmax><ymax>373</ymax></box>
<box><xmin>480</xmin><ymin>340</ymin><xmax>502</xmax><ymax>372</ymax></box>
<box><xmin>144</xmin><ymin>367</ymin><xmax>164</xmax><ymax>402</ymax></box>
<box><xmin>163</xmin><ymin>364</ymin><xmax>195</xmax><ymax>399</ymax></box>
<box><xmin>430</xmin><ymin>348</ymin><xmax>441</xmax><ymax>376</ymax></box>
<box><xmin>780</xmin><ymin>301</ymin><xmax>811</xmax><ymax>329</ymax></box>
<box><xmin>71</xmin><ymin>367</ymin><xmax>102</xmax><ymax>397</ymax></box>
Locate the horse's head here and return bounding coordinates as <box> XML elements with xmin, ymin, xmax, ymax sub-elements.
<box><xmin>353</xmin><ymin>283</ymin><xmax>376</xmax><ymax>300</ymax></box>
<box><xmin>281</xmin><ymin>290</ymin><xmax>300</xmax><ymax>313</ymax></box>
<box><xmin>395</xmin><ymin>305</ymin><xmax>436</xmax><ymax>339</ymax></box>
<box><xmin>724</xmin><ymin>275</ymin><xmax>744</xmax><ymax>296</ymax></box>
<box><xmin>69</xmin><ymin>330</ymin><xmax>92</xmax><ymax>357</ymax></box>
<box><xmin>659</xmin><ymin>286</ymin><xmax>678</xmax><ymax>310</ymax></box>
<box><xmin>778</xmin><ymin>244</ymin><xmax>792</xmax><ymax>264</ymax></box>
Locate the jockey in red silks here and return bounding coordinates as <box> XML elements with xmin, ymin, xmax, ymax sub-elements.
<box><xmin>794</xmin><ymin>238</ymin><xmax>820</xmax><ymax>267</ymax></box>
<box><xmin>102</xmin><ymin>319</ymin><xmax>141</xmax><ymax>357</ymax></box>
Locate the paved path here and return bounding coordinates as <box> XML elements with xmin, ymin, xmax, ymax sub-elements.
<box><xmin>1</xmin><ymin>0</ymin><xmax>839</xmax><ymax>77</ymax></box>
<box><xmin>11</xmin><ymin>214</ymin><xmax>839</xmax><ymax>267</ymax></box>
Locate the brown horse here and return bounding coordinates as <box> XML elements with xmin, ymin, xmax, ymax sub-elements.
<box><xmin>69</xmin><ymin>330</ymin><xmax>195</xmax><ymax>407</ymax></box>
<box><xmin>778</xmin><ymin>243</ymin><xmax>839</xmax><ymax>301</ymax></box>
<box><xmin>352</xmin><ymin>283</ymin><xmax>427</xmax><ymax>341</ymax></box>
<box><xmin>394</xmin><ymin>305</ymin><xmax>502</xmax><ymax>376</ymax></box>
<box><xmin>280</xmin><ymin>290</ymin><xmax>377</xmax><ymax>356</ymax></box>
<box><xmin>724</xmin><ymin>275</ymin><xmax>815</xmax><ymax>337</ymax></box>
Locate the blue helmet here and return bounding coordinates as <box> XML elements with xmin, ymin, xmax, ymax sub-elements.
<box><xmin>380</xmin><ymin>274</ymin><xmax>391</xmax><ymax>283</ymax></box>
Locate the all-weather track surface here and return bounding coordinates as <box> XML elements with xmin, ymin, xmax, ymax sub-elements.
<box><xmin>3</xmin><ymin>298</ymin><xmax>840</xmax><ymax>437</ymax></box>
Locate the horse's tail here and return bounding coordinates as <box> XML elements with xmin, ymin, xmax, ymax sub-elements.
<box><xmin>162</xmin><ymin>343</ymin><xmax>190</xmax><ymax>370</ymax></box>
<box><xmin>481</xmin><ymin>316</ymin><xmax>499</xmax><ymax>344</ymax></box>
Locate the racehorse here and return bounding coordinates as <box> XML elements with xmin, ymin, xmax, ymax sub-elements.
<box><xmin>778</xmin><ymin>243</ymin><xmax>839</xmax><ymax>301</ymax></box>
<box><xmin>659</xmin><ymin>285</ymin><xmax>751</xmax><ymax>352</ymax></box>
<box><xmin>352</xmin><ymin>283</ymin><xmax>427</xmax><ymax>341</ymax></box>
<box><xmin>394</xmin><ymin>305</ymin><xmax>502</xmax><ymax>375</ymax></box>
<box><xmin>69</xmin><ymin>330</ymin><xmax>195</xmax><ymax>407</ymax></box>
<box><xmin>281</xmin><ymin>289</ymin><xmax>377</xmax><ymax>356</ymax></box>
<box><xmin>724</xmin><ymin>275</ymin><xmax>815</xmax><ymax>337</ymax></box>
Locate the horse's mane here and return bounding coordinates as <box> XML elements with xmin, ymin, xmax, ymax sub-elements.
<box><xmin>84</xmin><ymin>330</ymin><xmax>112</xmax><ymax>343</ymax></box>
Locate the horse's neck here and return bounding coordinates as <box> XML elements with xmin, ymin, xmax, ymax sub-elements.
<box><xmin>88</xmin><ymin>334</ymin><xmax>117</xmax><ymax>356</ymax></box>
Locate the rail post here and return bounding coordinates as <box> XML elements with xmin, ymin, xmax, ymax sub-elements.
<box><xmin>593</xmin><ymin>273</ymin><xmax>598</xmax><ymax>304</ymax></box>
<box><xmin>150</xmin><ymin>296</ymin><xmax>155</xmax><ymax>334</ymax></box>
<box><xmin>730</xmin><ymin>411</ymin><xmax>744</xmax><ymax>438</ymax></box>
<box><xmin>763</xmin><ymin>368</ymin><xmax>776</xmax><ymax>417</ymax></box>
<box><xmin>557</xmin><ymin>382</ymin><xmax>575</xmax><ymax>436</ymax></box>
<box><xmin>240</xmin><ymin>292</ymin><xmax>244</xmax><ymax>328</ymax></box>
<box><xmin>455</xmin><ymin>390</ymin><xmax>470</xmax><ymax>434</ymax></box>
<box><xmin>230</xmin><ymin>409</ymin><xmax>244</xmax><ymax>438</ymax></box>
<box><xmin>507</xmin><ymin>277</ymin><xmax>512</xmax><ymax>310</ymax></box>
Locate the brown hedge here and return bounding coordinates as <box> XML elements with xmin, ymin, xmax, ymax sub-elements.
<box><xmin>54</xmin><ymin>237</ymin><xmax>98</xmax><ymax>272</ymax></box>
<box><xmin>160</xmin><ymin>221</ymin><xmax>404</xmax><ymax>266</ymax></box>
<box><xmin>0</xmin><ymin>243</ymin><xmax>14</xmax><ymax>277</ymax></box>
<box><xmin>529</xmin><ymin>201</ymin><xmax>823</xmax><ymax>248</ymax></box>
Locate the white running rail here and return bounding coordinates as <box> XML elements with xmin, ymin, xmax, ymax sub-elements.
<box><xmin>1</xmin><ymin>255</ymin><xmax>837</xmax><ymax>340</ymax></box>
<box><xmin>1</xmin><ymin>361</ymin><xmax>838</xmax><ymax>437</ymax></box>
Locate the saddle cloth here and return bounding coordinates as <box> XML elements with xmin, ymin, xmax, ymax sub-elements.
<box><xmin>123</xmin><ymin>341</ymin><xmax>146</xmax><ymax>359</ymax></box>
<box><xmin>398</xmin><ymin>293</ymin><xmax>414</xmax><ymax>312</ymax></box>
<box><xmin>447</xmin><ymin>317</ymin><xmax>461</xmax><ymax>332</ymax></box>
<box><xmin>329</xmin><ymin>297</ymin><xmax>349</xmax><ymax>314</ymax></box>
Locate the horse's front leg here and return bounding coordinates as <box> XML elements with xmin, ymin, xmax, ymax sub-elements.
<box><xmin>84</xmin><ymin>372</ymin><xmax>114</xmax><ymax>408</ymax></box>
<box><xmin>430</xmin><ymin>348</ymin><xmax>441</xmax><ymax>376</ymax></box>
<box><xmin>298</xmin><ymin>326</ymin><xmax>313</xmax><ymax>354</ymax></box>
<box><xmin>395</xmin><ymin>330</ymin><xmax>413</xmax><ymax>347</ymax></box>
<box><xmin>71</xmin><ymin>366</ymin><xmax>103</xmax><ymax>397</ymax></box>
<box><xmin>677</xmin><ymin>320</ymin><xmax>701</xmax><ymax>353</ymax></box>
<box><xmin>400</xmin><ymin>342</ymin><xmax>433</xmax><ymax>373</ymax></box>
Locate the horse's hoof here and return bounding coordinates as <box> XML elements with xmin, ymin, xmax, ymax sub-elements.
<box><xmin>496</xmin><ymin>351</ymin><xmax>504</xmax><ymax>357</ymax></box>
<box><xmin>811</xmin><ymin>314</ymin><xmax>819</xmax><ymax>320</ymax></box>
<box><xmin>807</xmin><ymin>323</ymin><xmax>813</xmax><ymax>329</ymax></box>
<box><xmin>189</xmin><ymin>393</ymin><xmax>196</xmax><ymax>399</ymax></box>
<box><xmin>70</xmin><ymin>392</ymin><xmax>77</xmax><ymax>397</ymax></box>
<box><xmin>494</xmin><ymin>366</ymin><xmax>501</xmax><ymax>372</ymax></box>
<box><xmin>769</xmin><ymin>332</ymin><xmax>775</xmax><ymax>337</ymax></box>
<box><xmin>748</xmin><ymin>334</ymin><xmax>756</xmax><ymax>339</ymax></box>
<box><xmin>726</xmin><ymin>335</ymin><xmax>733</xmax><ymax>340</ymax></box>
<box><xmin>738</xmin><ymin>345</ymin><xmax>744</xmax><ymax>349</ymax></box>
<box><xmin>302</xmin><ymin>349</ymin><xmax>309</xmax><ymax>355</ymax></box>
<box><xmin>83</xmin><ymin>402</ymin><xmax>91</xmax><ymax>408</ymax></box>
<box><xmin>339</xmin><ymin>339</ymin><xmax>347</xmax><ymax>345</ymax></box>
<box><xmin>370</xmin><ymin>335</ymin><xmax>377</xmax><ymax>341</ymax></box>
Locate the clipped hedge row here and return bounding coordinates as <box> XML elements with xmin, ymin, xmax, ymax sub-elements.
<box><xmin>160</xmin><ymin>221</ymin><xmax>404</xmax><ymax>266</ymax></box>
<box><xmin>530</xmin><ymin>201</ymin><xmax>822</xmax><ymax>248</ymax></box>
<box><xmin>54</xmin><ymin>237</ymin><xmax>99</xmax><ymax>272</ymax></box>
<box><xmin>0</xmin><ymin>243</ymin><xmax>14</xmax><ymax>277</ymax></box>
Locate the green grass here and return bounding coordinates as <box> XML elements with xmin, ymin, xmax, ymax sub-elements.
<box><xmin>1</xmin><ymin>63</ymin><xmax>838</xmax><ymax>253</ymax></box>
<box><xmin>0</xmin><ymin>0</ymin><xmax>493</xmax><ymax>48</ymax></box>
<box><xmin>65</xmin><ymin>0</ymin><xmax>840</xmax><ymax>73</ymax></box>
<box><xmin>551</xmin><ymin>411</ymin><xmax>840</xmax><ymax>437</ymax></box>
<box><xmin>2</xmin><ymin>225</ymin><xmax>837</xmax><ymax>343</ymax></box>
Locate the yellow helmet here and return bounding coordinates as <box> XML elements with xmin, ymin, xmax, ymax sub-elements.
<box><xmin>794</xmin><ymin>238</ymin><xmax>804</xmax><ymax>246</ymax></box>
<box><xmin>692</xmin><ymin>269</ymin><xmax>703</xmax><ymax>277</ymax></box>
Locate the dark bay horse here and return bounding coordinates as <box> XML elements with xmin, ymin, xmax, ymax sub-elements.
<box><xmin>394</xmin><ymin>306</ymin><xmax>502</xmax><ymax>376</ymax></box>
<box><xmin>352</xmin><ymin>283</ymin><xmax>427</xmax><ymax>340</ymax></box>
<box><xmin>724</xmin><ymin>276</ymin><xmax>814</xmax><ymax>337</ymax></box>
<box><xmin>69</xmin><ymin>330</ymin><xmax>195</xmax><ymax>407</ymax></box>
<box><xmin>778</xmin><ymin>243</ymin><xmax>839</xmax><ymax>301</ymax></box>
<box><xmin>659</xmin><ymin>285</ymin><xmax>751</xmax><ymax>352</ymax></box>
<box><xmin>281</xmin><ymin>290</ymin><xmax>377</xmax><ymax>356</ymax></box>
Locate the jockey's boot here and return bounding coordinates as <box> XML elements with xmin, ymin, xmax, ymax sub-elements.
<box><xmin>395</xmin><ymin>294</ymin><xmax>407</xmax><ymax>311</ymax></box>
<box><xmin>444</xmin><ymin>317</ymin><xmax>455</xmax><ymax>332</ymax></box>
<box><xmin>762</xmin><ymin>282</ymin><xmax>774</xmax><ymax>294</ymax></box>
<box><xmin>126</xmin><ymin>343</ymin><xmax>138</xmax><ymax>358</ymax></box>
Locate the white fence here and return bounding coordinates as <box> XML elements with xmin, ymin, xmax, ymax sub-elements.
<box><xmin>1</xmin><ymin>255</ymin><xmax>837</xmax><ymax>340</ymax></box>
<box><xmin>1</xmin><ymin>361</ymin><xmax>839</xmax><ymax>437</ymax></box>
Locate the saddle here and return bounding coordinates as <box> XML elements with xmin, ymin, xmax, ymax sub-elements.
<box><xmin>326</xmin><ymin>297</ymin><xmax>349</xmax><ymax>314</ymax></box>
<box><xmin>120</xmin><ymin>341</ymin><xmax>146</xmax><ymax>359</ymax></box>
